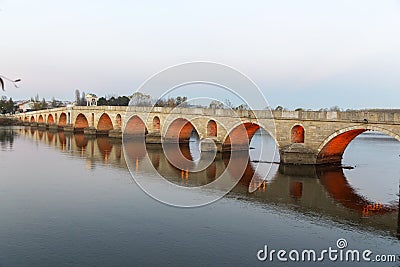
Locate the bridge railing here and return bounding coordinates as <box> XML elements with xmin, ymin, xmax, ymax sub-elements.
<box><xmin>272</xmin><ymin>110</ymin><xmax>400</xmax><ymax>123</ymax></box>
<box><xmin>14</xmin><ymin>106</ymin><xmax>400</xmax><ymax>123</ymax></box>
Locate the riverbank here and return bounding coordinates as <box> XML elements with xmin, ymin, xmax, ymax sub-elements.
<box><xmin>0</xmin><ymin>117</ymin><xmax>19</xmax><ymax>126</ymax></box>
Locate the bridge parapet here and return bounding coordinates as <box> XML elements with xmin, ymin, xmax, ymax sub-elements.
<box><xmin>272</xmin><ymin>110</ymin><xmax>400</xmax><ymax>123</ymax></box>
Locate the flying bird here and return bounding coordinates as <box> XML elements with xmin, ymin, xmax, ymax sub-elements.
<box><xmin>0</xmin><ymin>75</ymin><xmax>21</xmax><ymax>91</ymax></box>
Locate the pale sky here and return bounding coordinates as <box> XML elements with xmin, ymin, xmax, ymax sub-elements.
<box><xmin>1</xmin><ymin>0</ymin><xmax>400</xmax><ymax>110</ymax></box>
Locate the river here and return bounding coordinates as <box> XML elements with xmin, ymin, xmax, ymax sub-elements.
<box><xmin>0</xmin><ymin>126</ymin><xmax>399</xmax><ymax>266</ymax></box>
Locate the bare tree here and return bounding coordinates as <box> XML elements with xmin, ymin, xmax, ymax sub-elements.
<box><xmin>209</xmin><ymin>100</ymin><xmax>224</xmax><ymax>109</ymax></box>
<box><xmin>130</xmin><ymin>92</ymin><xmax>152</xmax><ymax>106</ymax></box>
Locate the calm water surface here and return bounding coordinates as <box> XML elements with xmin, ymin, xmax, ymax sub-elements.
<box><xmin>0</xmin><ymin>126</ymin><xmax>399</xmax><ymax>266</ymax></box>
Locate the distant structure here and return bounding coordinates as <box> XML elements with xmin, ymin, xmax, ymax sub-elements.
<box><xmin>85</xmin><ymin>93</ymin><xmax>98</xmax><ymax>106</ymax></box>
<box><xmin>17</xmin><ymin>100</ymin><xmax>35</xmax><ymax>112</ymax></box>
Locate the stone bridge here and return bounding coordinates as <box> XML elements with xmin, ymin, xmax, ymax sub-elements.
<box><xmin>15</xmin><ymin>106</ymin><xmax>400</xmax><ymax>165</ymax></box>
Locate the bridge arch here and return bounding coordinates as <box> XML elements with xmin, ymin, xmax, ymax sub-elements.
<box><xmin>59</xmin><ymin>113</ymin><xmax>67</xmax><ymax>126</ymax></box>
<box><xmin>222</xmin><ymin>122</ymin><xmax>276</xmax><ymax>151</ymax></box>
<box><xmin>291</xmin><ymin>124</ymin><xmax>304</xmax><ymax>143</ymax></box>
<box><xmin>124</xmin><ymin>115</ymin><xmax>148</xmax><ymax>136</ymax></box>
<box><xmin>74</xmin><ymin>113</ymin><xmax>89</xmax><ymax>131</ymax></box>
<box><xmin>317</xmin><ymin>125</ymin><xmax>400</xmax><ymax>164</ymax></box>
<box><xmin>47</xmin><ymin>114</ymin><xmax>54</xmax><ymax>124</ymax></box>
<box><xmin>207</xmin><ymin>120</ymin><xmax>217</xmax><ymax>137</ymax></box>
<box><xmin>30</xmin><ymin>116</ymin><xmax>35</xmax><ymax>122</ymax></box>
<box><xmin>38</xmin><ymin>115</ymin><xmax>44</xmax><ymax>123</ymax></box>
<box><xmin>164</xmin><ymin>118</ymin><xmax>200</xmax><ymax>142</ymax></box>
<box><xmin>97</xmin><ymin>113</ymin><xmax>114</xmax><ymax>133</ymax></box>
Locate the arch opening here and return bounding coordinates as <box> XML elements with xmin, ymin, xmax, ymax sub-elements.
<box><xmin>222</xmin><ymin>123</ymin><xmax>279</xmax><ymax>186</ymax></box>
<box><xmin>164</xmin><ymin>118</ymin><xmax>196</xmax><ymax>143</ymax></box>
<box><xmin>125</xmin><ymin>115</ymin><xmax>148</xmax><ymax>137</ymax></box>
<box><xmin>97</xmin><ymin>113</ymin><xmax>114</xmax><ymax>134</ymax></box>
<box><xmin>291</xmin><ymin>125</ymin><xmax>304</xmax><ymax>143</ymax></box>
<box><xmin>207</xmin><ymin>120</ymin><xmax>217</xmax><ymax>137</ymax></box>
<box><xmin>317</xmin><ymin>129</ymin><xmax>367</xmax><ymax>164</ymax></box>
<box><xmin>153</xmin><ymin>116</ymin><xmax>160</xmax><ymax>131</ymax></box>
<box><xmin>30</xmin><ymin>116</ymin><xmax>35</xmax><ymax>123</ymax></box>
<box><xmin>318</xmin><ymin>128</ymin><xmax>400</xmax><ymax>209</ymax></box>
<box><xmin>47</xmin><ymin>114</ymin><xmax>54</xmax><ymax>124</ymax></box>
<box><xmin>74</xmin><ymin>113</ymin><xmax>89</xmax><ymax>132</ymax></box>
<box><xmin>38</xmin><ymin>115</ymin><xmax>44</xmax><ymax>123</ymax></box>
<box><xmin>223</xmin><ymin>122</ymin><xmax>261</xmax><ymax>151</ymax></box>
<box><xmin>59</xmin><ymin>113</ymin><xmax>67</xmax><ymax>127</ymax></box>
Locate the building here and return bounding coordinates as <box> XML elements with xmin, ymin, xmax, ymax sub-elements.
<box><xmin>17</xmin><ymin>101</ymin><xmax>35</xmax><ymax>112</ymax></box>
<box><xmin>85</xmin><ymin>94</ymin><xmax>98</xmax><ymax>106</ymax></box>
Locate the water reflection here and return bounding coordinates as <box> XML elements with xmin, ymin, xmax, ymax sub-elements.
<box><xmin>0</xmin><ymin>127</ymin><xmax>15</xmax><ymax>151</ymax></box>
<box><xmin>10</xmin><ymin>126</ymin><xmax>400</xmax><ymax>238</ymax></box>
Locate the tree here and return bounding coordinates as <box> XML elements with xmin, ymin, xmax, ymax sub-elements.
<box><xmin>30</xmin><ymin>95</ymin><xmax>48</xmax><ymax>111</ymax></box>
<box><xmin>117</xmin><ymin>96</ymin><xmax>130</xmax><ymax>106</ymax></box>
<box><xmin>224</xmin><ymin>99</ymin><xmax>233</xmax><ymax>108</ymax></box>
<box><xmin>168</xmin><ymin>98</ymin><xmax>175</xmax><ymax>107</ymax></box>
<box><xmin>41</xmin><ymin>98</ymin><xmax>48</xmax><ymax>109</ymax></box>
<box><xmin>51</xmin><ymin>97</ymin><xmax>63</xmax><ymax>108</ymax></box>
<box><xmin>329</xmin><ymin>106</ymin><xmax>341</xmax><ymax>112</ymax></box>
<box><xmin>131</xmin><ymin>92</ymin><xmax>152</xmax><ymax>106</ymax></box>
<box><xmin>108</xmin><ymin>96</ymin><xmax>117</xmax><ymax>106</ymax></box>
<box><xmin>96</xmin><ymin>95</ymin><xmax>131</xmax><ymax>106</ymax></box>
<box><xmin>175</xmin><ymin>96</ymin><xmax>182</xmax><ymax>106</ymax></box>
<box><xmin>75</xmin><ymin>89</ymin><xmax>81</xmax><ymax>105</ymax></box>
<box><xmin>209</xmin><ymin>100</ymin><xmax>224</xmax><ymax>109</ymax></box>
<box><xmin>234</xmin><ymin>104</ymin><xmax>249</xmax><ymax>110</ymax></box>
<box><xmin>0</xmin><ymin>97</ymin><xmax>15</xmax><ymax>114</ymax></box>
<box><xmin>97</xmin><ymin>97</ymin><xmax>108</xmax><ymax>106</ymax></box>
<box><xmin>80</xmin><ymin>92</ymin><xmax>86</xmax><ymax>106</ymax></box>
<box><xmin>154</xmin><ymin>98</ymin><xmax>166</xmax><ymax>107</ymax></box>
<box><xmin>172</xmin><ymin>96</ymin><xmax>188</xmax><ymax>107</ymax></box>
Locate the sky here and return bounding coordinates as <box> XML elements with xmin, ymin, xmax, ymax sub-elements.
<box><xmin>1</xmin><ymin>0</ymin><xmax>400</xmax><ymax>110</ymax></box>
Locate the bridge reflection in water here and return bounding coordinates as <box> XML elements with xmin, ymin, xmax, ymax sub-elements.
<box><xmin>14</xmin><ymin>127</ymin><xmax>400</xmax><ymax>238</ymax></box>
